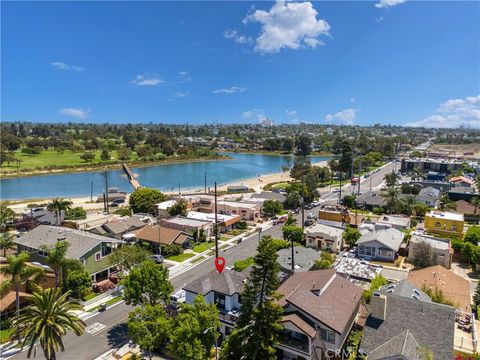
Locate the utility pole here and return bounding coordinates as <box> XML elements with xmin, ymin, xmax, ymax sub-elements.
<box><xmin>357</xmin><ymin>159</ymin><xmax>362</xmax><ymax>196</ymax></box>
<box><xmin>204</xmin><ymin>171</ymin><xmax>207</xmax><ymax>194</ymax></box>
<box><xmin>214</xmin><ymin>182</ymin><xmax>218</xmax><ymax>259</ymax></box>
<box><xmin>339</xmin><ymin>173</ymin><xmax>343</xmax><ymax>205</ymax></box>
<box><xmin>90</xmin><ymin>180</ymin><xmax>94</xmax><ymax>203</ymax></box>
<box><xmin>301</xmin><ymin>170</ymin><xmax>305</xmax><ymax>231</ymax></box>
<box><xmin>104</xmin><ymin>168</ymin><xmax>109</xmax><ymax>214</ymax></box>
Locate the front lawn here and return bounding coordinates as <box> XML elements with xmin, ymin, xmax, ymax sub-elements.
<box><xmin>82</xmin><ymin>292</ymin><xmax>101</xmax><ymax>302</ymax></box>
<box><xmin>166</xmin><ymin>253</ymin><xmax>195</xmax><ymax>262</ymax></box>
<box><xmin>193</xmin><ymin>242</ymin><xmax>215</xmax><ymax>253</ymax></box>
<box><xmin>88</xmin><ymin>296</ymin><xmax>124</xmax><ymax>312</ymax></box>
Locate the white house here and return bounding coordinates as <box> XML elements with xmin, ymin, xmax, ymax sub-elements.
<box><xmin>357</xmin><ymin>226</ymin><xmax>404</xmax><ymax>262</ymax></box>
<box><xmin>408</xmin><ymin>232</ymin><xmax>452</xmax><ymax>268</ymax></box>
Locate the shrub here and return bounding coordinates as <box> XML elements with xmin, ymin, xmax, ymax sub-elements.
<box><xmin>66</xmin><ymin>269</ymin><xmax>93</xmax><ymax>299</ymax></box>
<box><xmin>162</xmin><ymin>243</ymin><xmax>183</xmax><ymax>257</ymax></box>
<box><xmin>235</xmin><ymin>221</ymin><xmax>247</xmax><ymax>230</ymax></box>
<box><xmin>65</xmin><ymin>207</ymin><xmax>87</xmax><ymax>220</ymax></box>
<box><xmin>372</xmin><ymin>207</ymin><xmax>385</xmax><ymax>215</ymax></box>
<box><xmin>363</xmin><ymin>275</ymin><xmax>388</xmax><ymax>304</ymax></box>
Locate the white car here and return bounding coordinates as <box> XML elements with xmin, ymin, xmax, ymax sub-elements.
<box><xmin>307</xmin><ymin>212</ymin><xmax>316</xmax><ymax>219</ymax></box>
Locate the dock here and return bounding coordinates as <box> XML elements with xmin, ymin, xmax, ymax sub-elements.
<box><xmin>122</xmin><ymin>164</ymin><xmax>142</xmax><ymax>190</ymax></box>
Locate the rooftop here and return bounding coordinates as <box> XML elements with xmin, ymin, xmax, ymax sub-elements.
<box><xmin>155</xmin><ymin>200</ymin><xmax>177</xmax><ymax>210</ymax></box>
<box><xmin>217</xmin><ymin>200</ymin><xmax>260</xmax><ymax>209</ymax></box>
<box><xmin>426</xmin><ymin>210</ymin><xmax>464</xmax><ymax>222</ymax></box>
<box><xmin>357</xmin><ymin>227</ymin><xmax>404</xmax><ymax>252</ymax></box>
<box><xmin>276</xmin><ymin>246</ymin><xmax>320</xmax><ymax>272</ymax></box>
<box><xmin>277</xmin><ymin>269</ymin><xmax>363</xmax><ymax>334</ymax></box>
<box><xmin>335</xmin><ymin>257</ymin><xmax>383</xmax><ymax>281</ymax></box>
<box><xmin>15</xmin><ymin>225</ymin><xmax>124</xmax><ymax>259</ymax></box>
<box><xmin>183</xmin><ymin>268</ymin><xmax>250</xmax><ymax>296</ymax></box>
<box><xmin>161</xmin><ymin>216</ymin><xmax>210</xmax><ymax>227</ymax></box>
<box><xmin>409</xmin><ymin>232</ymin><xmax>450</xmax><ymax>251</ymax></box>
<box><xmin>186</xmin><ymin>211</ymin><xmax>240</xmax><ymax>225</ymax></box>
<box><xmin>134</xmin><ymin>225</ymin><xmax>190</xmax><ymax>245</ymax></box>
<box><xmin>305</xmin><ymin>222</ymin><xmax>344</xmax><ymax>237</ymax></box>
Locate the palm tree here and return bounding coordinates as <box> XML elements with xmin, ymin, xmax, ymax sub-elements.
<box><xmin>401</xmin><ymin>195</ymin><xmax>417</xmax><ymax>217</ymax></box>
<box><xmin>0</xmin><ymin>252</ymin><xmax>44</xmax><ymax>317</ymax></box>
<box><xmin>46</xmin><ymin>198</ymin><xmax>72</xmax><ymax>225</ymax></box>
<box><xmin>11</xmin><ymin>288</ymin><xmax>85</xmax><ymax>360</ymax></box>
<box><xmin>381</xmin><ymin>186</ymin><xmax>400</xmax><ymax>214</ymax></box>
<box><xmin>0</xmin><ymin>232</ymin><xmax>15</xmax><ymax>257</ymax></box>
<box><xmin>40</xmin><ymin>241</ymin><xmax>69</xmax><ymax>288</ymax></box>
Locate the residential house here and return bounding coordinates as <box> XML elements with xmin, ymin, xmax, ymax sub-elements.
<box><xmin>424</xmin><ymin>211</ymin><xmax>464</xmax><ymax>238</ymax></box>
<box><xmin>95</xmin><ymin>188</ymin><xmax>127</xmax><ymax>203</ymax></box>
<box><xmin>160</xmin><ymin>216</ymin><xmax>212</xmax><ymax>238</ymax></box>
<box><xmin>376</xmin><ymin>215</ymin><xmax>410</xmax><ymax>231</ymax></box>
<box><xmin>250</xmin><ymin>191</ymin><xmax>287</xmax><ymax>204</ymax></box>
<box><xmin>360</xmin><ymin>287</ymin><xmax>455</xmax><ymax>359</ymax></box>
<box><xmin>305</xmin><ymin>223</ymin><xmax>344</xmax><ymax>253</ymax></box>
<box><xmin>227</xmin><ymin>185</ymin><xmax>250</xmax><ymax>193</ymax></box>
<box><xmin>276</xmin><ymin>270</ymin><xmax>363</xmax><ymax>360</ymax></box>
<box><xmin>217</xmin><ymin>200</ymin><xmax>261</xmax><ymax>221</ymax></box>
<box><xmin>276</xmin><ymin>246</ymin><xmax>320</xmax><ymax>274</ymax></box>
<box><xmin>357</xmin><ymin>226</ymin><xmax>404</xmax><ymax>262</ymax></box>
<box><xmin>15</xmin><ymin>207</ymin><xmax>65</xmax><ymax>231</ymax></box>
<box><xmin>15</xmin><ymin>225</ymin><xmax>124</xmax><ymax>282</ymax></box>
<box><xmin>448</xmin><ymin>187</ymin><xmax>480</xmax><ymax>202</ymax></box>
<box><xmin>354</xmin><ymin>191</ymin><xmax>386</xmax><ymax>210</ymax></box>
<box><xmin>408</xmin><ymin>232</ymin><xmax>452</xmax><ymax>268</ymax></box>
<box><xmin>90</xmin><ymin>216</ymin><xmax>146</xmax><ymax>239</ymax></box>
<box><xmin>450</xmin><ymin>176</ymin><xmax>475</xmax><ymax>188</ymax></box>
<box><xmin>183</xmin><ymin>269</ymin><xmax>249</xmax><ymax>337</ymax></box>
<box><xmin>156</xmin><ymin>200</ymin><xmax>178</xmax><ymax>219</ymax></box>
<box><xmin>186</xmin><ymin>211</ymin><xmax>240</xmax><ymax>232</ymax></box>
<box><xmin>408</xmin><ymin>265</ymin><xmax>471</xmax><ymax>312</ymax></box>
<box><xmin>416</xmin><ymin>186</ymin><xmax>440</xmax><ymax>207</ymax></box>
<box><xmin>455</xmin><ymin>200</ymin><xmax>479</xmax><ymax>223</ymax></box>
<box><xmin>133</xmin><ymin>225</ymin><xmax>193</xmax><ymax>253</ymax></box>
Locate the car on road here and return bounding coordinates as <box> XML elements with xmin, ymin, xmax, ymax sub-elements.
<box><xmin>307</xmin><ymin>212</ymin><xmax>316</xmax><ymax>219</ymax></box>
<box><xmin>305</xmin><ymin>203</ymin><xmax>314</xmax><ymax>210</ymax></box>
<box><xmin>110</xmin><ymin>198</ymin><xmax>125</xmax><ymax>207</ymax></box>
<box><xmin>312</xmin><ymin>200</ymin><xmax>320</xmax><ymax>207</ymax></box>
<box><xmin>148</xmin><ymin>254</ymin><xmax>165</xmax><ymax>264</ymax></box>
<box><xmin>332</xmin><ymin>189</ymin><xmax>341</xmax><ymax>193</ymax></box>
<box><xmin>273</xmin><ymin>214</ymin><xmax>288</xmax><ymax>225</ymax></box>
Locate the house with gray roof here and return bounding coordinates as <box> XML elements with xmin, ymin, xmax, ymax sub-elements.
<box><xmin>357</xmin><ymin>226</ymin><xmax>404</xmax><ymax>262</ymax></box>
<box><xmin>251</xmin><ymin>191</ymin><xmax>287</xmax><ymax>204</ymax></box>
<box><xmin>360</xmin><ymin>292</ymin><xmax>455</xmax><ymax>359</ymax></box>
<box><xmin>90</xmin><ymin>216</ymin><xmax>146</xmax><ymax>239</ymax></box>
<box><xmin>416</xmin><ymin>187</ymin><xmax>440</xmax><ymax>207</ymax></box>
<box><xmin>378</xmin><ymin>279</ymin><xmax>431</xmax><ymax>302</ymax></box>
<box><xmin>276</xmin><ymin>246</ymin><xmax>320</xmax><ymax>274</ymax></box>
<box><xmin>376</xmin><ymin>215</ymin><xmax>411</xmax><ymax>230</ymax></box>
<box><xmin>15</xmin><ymin>225</ymin><xmax>124</xmax><ymax>282</ymax></box>
<box><xmin>183</xmin><ymin>269</ymin><xmax>250</xmax><ymax>337</ymax></box>
<box><xmin>354</xmin><ymin>191</ymin><xmax>386</xmax><ymax>210</ymax></box>
<box><xmin>408</xmin><ymin>232</ymin><xmax>452</xmax><ymax>268</ymax></box>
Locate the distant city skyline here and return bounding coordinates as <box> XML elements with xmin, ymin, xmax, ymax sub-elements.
<box><xmin>2</xmin><ymin>1</ymin><xmax>479</xmax><ymax>128</ymax></box>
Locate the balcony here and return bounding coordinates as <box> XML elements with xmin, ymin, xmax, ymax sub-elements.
<box><xmin>279</xmin><ymin>334</ymin><xmax>310</xmax><ymax>354</ymax></box>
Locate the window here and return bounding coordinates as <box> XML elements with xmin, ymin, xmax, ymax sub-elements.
<box><xmin>320</xmin><ymin>328</ymin><xmax>335</xmax><ymax>343</ymax></box>
<box><xmin>451</xmin><ymin>224</ymin><xmax>457</xmax><ymax>231</ymax></box>
<box><xmin>435</xmin><ymin>222</ymin><xmax>441</xmax><ymax>228</ymax></box>
<box><xmin>214</xmin><ymin>292</ymin><xmax>226</xmax><ymax>310</ymax></box>
<box><xmin>95</xmin><ymin>252</ymin><xmax>102</xmax><ymax>262</ymax></box>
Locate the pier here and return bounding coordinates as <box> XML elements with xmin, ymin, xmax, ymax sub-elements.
<box><xmin>122</xmin><ymin>163</ymin><xmax>141</xmax><ymax>190</ymax></box>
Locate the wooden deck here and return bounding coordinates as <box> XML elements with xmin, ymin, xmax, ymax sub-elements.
<box><xmin>122</xmin><ymin>163</ymin><xmax>142</xmax><ymax>190</ymax></box>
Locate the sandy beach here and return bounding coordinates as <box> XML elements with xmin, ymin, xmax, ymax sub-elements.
<box><xmin>7</xmin><ymin>160</ymin><xmax>329</xmax><ymax>213</ymax></box>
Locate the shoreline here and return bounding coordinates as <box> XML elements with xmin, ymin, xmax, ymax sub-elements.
<box><xmin>0</xmin><ymin>155</ymin><xmax>231</xmax><ymax>180</ymax></box>
<box><xmin>4</xmin><ymin>160</ymin><xmax>329</xmax><ymax>209</ymax></box>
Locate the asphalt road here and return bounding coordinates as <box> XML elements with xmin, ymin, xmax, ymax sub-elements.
<box><xmin>5</xmin><ymin>162</ymin><xmax>395</xmax><ymax>360</ymax></box>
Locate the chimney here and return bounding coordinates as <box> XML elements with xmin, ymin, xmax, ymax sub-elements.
<box><xmin>371</xmin><ymin>292</ymin><xmax>387</xmax><ymax>321</ymax></box>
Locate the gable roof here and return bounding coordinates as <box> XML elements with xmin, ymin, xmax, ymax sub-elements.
<box><xmin>357</xmin><ymin>227</ymin><xmax>404</xmax><ymax>252</ymax></box>
<box><xmin>183</xmin><ymin>268</ymin><xmax>250</xmax><ymax>296</ymax></box>
<box><xmin>455</xmin><ymin>200</ymin><xmax>477</xmax><ymax>214</ymax></box>
<box><xmin>277</xmin><ymin>269</ymin><xmax>363</xmax><ymax>334</ymax></box>
<box><xmin>103</xmin><ymin>216</ymin><xmax>145</xmax><ymax>235</ymax></box>
<box><xmin>379</xmin><ymin>279</ymin><xmax>431</xmax><ymax>302</ymax></box>
<box><xmin>15</xmin><ymin>225</ymin><xmax>124</xmax><ymax>259</ymax></box>
<box><xmin>408</xmin><ymin>265</ymin><xmax>471</xmax><ymax>312</ymax></box>
<box><xmin>361</xmin><ymin>294</ymin><xmax>455</xmax><ymax>359</ymax></box>
<box><xmin>305</xmin><ymin>223</ymin><xmax>344</xmax><ymax>237</ymax></box>
<box><xmin>251</xmin><ymin>191</ymin><xmax>287</xmax><ymax>203</ymax></box>
<box><xmin>367</xmin><ymin>329</ymin><xmax>420</xmax><ymax>360</ymax></box>
<box><xmin>450</xmin><ymin>176</ymin><xmax>474</xmax><ymax>185</ymax></box>
<box><xmin>280</xmin><ymin>313</ymin><xmax>317</xmax><ymax>338</ymax></box>
<box><xmin>134</xmin><ymin>225</ymin><xmax>191</xmax><ymax>245</ymax></box>
<box><xmin>419</xmin><ymin>187</ymin><xmax>440</xmax><ymax>198</ymax></box>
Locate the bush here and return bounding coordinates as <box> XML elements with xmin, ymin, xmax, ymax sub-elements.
<box><xmin>235</xmin><ymin>221</ymin><xmax>248</xmax><ymax>230</ymax></box>
<box><xmin>268</xmin><ymin>237</ymin><xmax>302</xmax><ymax>252</ymax></box>
<box><xmin>65</xmin><ymin>207</ymin><xmax>87</xmax><ymax>220</ymax></box>
<box><xmin>372</xmin><ymin>207</ymin><xmax>385</xmax><ymax>215</ymax></box>
<box><xmin>233</xmin><ymin>257</ymin><xmax>254</xmax><ymax>272</ymax></box>
<box><xmin>66</xmin><ymin>270</ymin><xmax>93</xmax><ymax>299</ymax></box>
<box><xmin>162</xmin><ymin>243</ymin><xmax>183</xmax><ymax>257</ymax></box>
<box><xmin>410</xmin><ymin>218</ymin><xmax>418</xmax><ymax>228</ymax></box>
<box><xmin>313</xmin><ymin>252</ymin><xmax>335</xmax><ymax>270</ymax></box>
<box><xmin>0</xmin><ymin>319</ymin><xmax>11</xmax><ymax>330</ymax></box>
<box><xmin>363</xmin><ymin>275</ymin><xmax>388</xmax><ymax>304</ymax></box>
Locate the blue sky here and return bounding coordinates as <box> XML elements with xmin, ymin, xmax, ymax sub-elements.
<box><xmin>2</xmin><ymin>1</ymin><xmax>479</xmax><ymax>128</ymax></box>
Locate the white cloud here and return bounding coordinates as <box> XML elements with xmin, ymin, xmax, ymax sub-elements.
<box><xmin>375</xmin><ymin>0</ymin><xmax>407</xmax><ymax>9</ymax></box>
<box><xmin>406</xmin><ymin>95</ymin><xmax>480</xmax><ymax>128</ymax></box>
<box><xmin>51</xmin><ymin>62</ymin><xmax>85</xmax><ymax>72</ymax></box>
<box><xmin>213</xmin><ymin>86</ymin><xmax>247</xmax><ymax>94</ymax></box>
<box><xmin>58</xmin><ymin>108</ymin><xmax>89</xmax><ymax>119</ymax></box>
<box><xmin>350</xmin><ymin>97</ymin><xmax>356</xmax><ymax>103</ymax></box>
<box><xmin>243</xmin><ymin>1</ymin><xmax>330</xmax><ymax>53</ymax></box>
<box><xmin>223</xmin><ymin>29</ymin><xmax>252</xmax><ymax>44</ymax></box>
<box><xmin>130</xmin><ymin>74</ymin><xmax>164</xmax><ymax>86</ymax></box>
<box><xmin>325</xmin><ymin>108</ymin><xmax>358</xmax><ymax>125</ymax></box>
<box><xmin>242</xmin><ymin>108</ymin><xmax>266</xmax><ymax>122</ymax></box>
<box><xmin>176</xmin><ymin>71</ymin><xmax>191</xmax><ymax>83</ymax></box>
<box><xmin>175</xmin><ymin>91</ymin><xmax>190</xmax><ymax>98</ymax></box>
<box><xmin>286</xmin><ymin>110</ymin><xmax>297</xmax><ymax>116</ymax></box>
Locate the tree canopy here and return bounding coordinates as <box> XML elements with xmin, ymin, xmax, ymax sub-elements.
<box><xmin>129</xmin><ymin>187</ymin><xmax>168</xmax><ymax>214</ymax></box>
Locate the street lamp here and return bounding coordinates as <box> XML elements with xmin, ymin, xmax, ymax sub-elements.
<box><xmin>257</xmin><ymin>226</ymin><xmax>262</xmax><ymax>242</ymax></box>
<box><xmin>203</xmin><ymin>326</ymin><xmax>219</xmax><ymax>360</ymax></box>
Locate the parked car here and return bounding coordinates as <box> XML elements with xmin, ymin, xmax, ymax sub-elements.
<box><xmin>304</xmin><ymin>219</ymin><xmax>315</xmax><ymax>227</ymax></box>
<box><xmin>149</xmin><ymin>254</ymin><xmax>165</xmax><ymax>264</ymax></box>
<box><xmin>312</xmin><ymin>200</ymin><xmax>320</xmax><ymax>207</ymax></box>
<box><xmin>110</xmin><ymin>198</ymin><xmax>125</xmax><ymax>207</ymax></box>
<box><xmin>307</xmin><ymin>212</ymin><xmax>316</xmax><ymax>219</ymax></box>
<box><xmin>332</xmin><ymin>189</ymin><xmax>341</xmax><ymax>193</ymax></box>
<box><xmin>273</xmin><ymin>214</ymin><xmax>288</xmax><ymax>225</ymax></box>
<box><xmin>170</xmin><ymin>289</ymin><xmax>186</xmax><ymax>308</ymax></box>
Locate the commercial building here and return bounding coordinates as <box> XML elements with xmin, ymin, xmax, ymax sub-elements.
<box><xmin>401</xmin><ymin>158</ymin><xmax>464</xmax><ymax>175</ymax></box>
<box><xmin>424</xmin><ymin>211</ymin><xmax>464</xmax><ymax>237</ymax></box>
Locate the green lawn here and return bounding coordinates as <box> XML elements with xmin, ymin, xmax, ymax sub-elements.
<box><xmin>166</xmin><ymin>253</ymin><xmax>195</xmax><ymax>262</ymax></box>
<box><xmin>193</xmin><ymin>242</ymin><xmax>215</xmax><ymax>253</ymax></box>
<box><xmin>191</xmin><ymin>256</ymin><xmax>206</xmax><ymax>264</ymax></box>
<box><xmin>82</xmin><ymin>292</ymin><xmax>101</xmax><ymax>302</ymax></box>
<box><xmin>87</xmin><ymin>296</ymin><xmax>124</xmax><ymax>312</ymax></box>
<box><xmin>219</xmin><ymin>236</ymin><xmax>231</xmax><ymax>242</ymax></box>
<box><xmin>0</xmin><ymin>328</ymin><xmax>11</xmax><ymax>343</ymax></box>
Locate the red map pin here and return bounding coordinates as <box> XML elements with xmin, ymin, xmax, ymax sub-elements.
<box><xmin>215</xmin><ymin>257</ymin><xmax>226</xmax><ymax>274</ymax></box>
